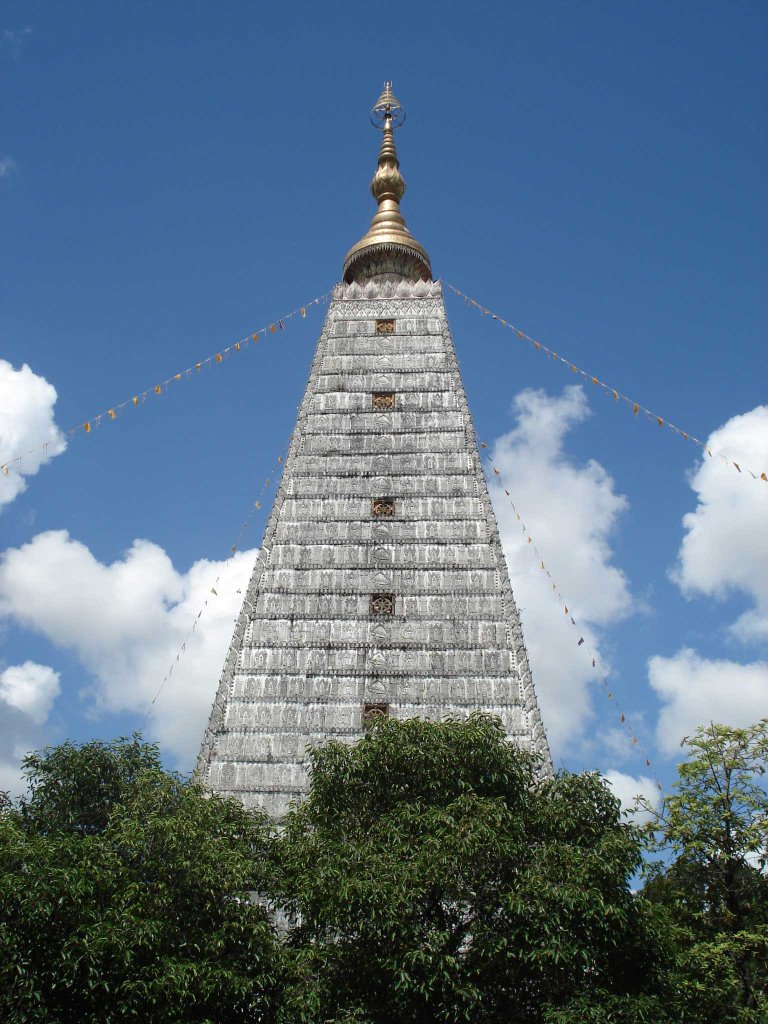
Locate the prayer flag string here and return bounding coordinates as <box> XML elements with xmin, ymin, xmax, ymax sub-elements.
<box><xmin>146</xmin><ymin>436</ymin><xmax>293</xmax><ymax>714</ymax></box>
<box><xmin>0</xmin><ymin>290</ymin><xmax>331</xmax><ymax>479</ymax></box>
<box><xmin>446</xmin><ymin>283</ymin><xmax>767</xmax><ymax>487</ymax></box>
<box><xmin>478</xmin><ymin>436</ymin><xmax>664</xmax><ymax>794</ymax></box>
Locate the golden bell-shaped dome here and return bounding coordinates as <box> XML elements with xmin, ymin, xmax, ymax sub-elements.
<box><xmin>343</xmin><ymin>83</ymin><xmax>431</xmax><ymax>284</ymax></box>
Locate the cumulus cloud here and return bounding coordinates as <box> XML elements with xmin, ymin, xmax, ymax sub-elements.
<box><xmin>672</xmin><ymin>405</ymin><xmax>768</xmax><ymax>642</ymax></box>
<box><xmin>649</xmin><ymin>648</ymin><xmax>768</xmax><ymax>755</ymax></box>
<box><xmin>0</xmin><ymin>660</ymin><xmax>60</xmax><ymax>797</ymax></box>
<box><xmin>0</xmin><ymin>530</ymin><xmax>257</xmax><ymax>767</ymax></box>
<box><xmin>0</xmin><ymin>360</ymin><xmax>67</xmax><ymax>507</ymax></box>
<box><xmin>603</xmin><ymin>769</ymin><xmax>660</xmax><ymax>822</ymax></box>
<box><xmin>489</xmin><ymin>385</ymin><xmax>632</xmax><ymax>754</ymax></box>
<box><xmin>0</xmin><ymin>661</ymin><xmax>60</xmax><ymax>724</ymax></box>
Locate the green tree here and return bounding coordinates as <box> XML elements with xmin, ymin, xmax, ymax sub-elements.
<box><xmin>0</xmin><ymin>736</ymin><xmax>282</xmax><ymax>1023</ymax></box>
<box><xmin>640</xmin><ymin>720</ymin><xmax>768</xmax><ymax>1023</ymax></box>
<box><xmin>271</xmin><ymin>714</ymin><xmax>672</xmax><ymax>1024</ymax></box>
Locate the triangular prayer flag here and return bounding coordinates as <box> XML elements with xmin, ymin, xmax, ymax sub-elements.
<box><xmin>269</xmin><ymin>324</ymin><xmax>276</xmax><ymax>334</ymax></box>
<box><xmin>252</xmin><ymin>333</ymin><xmax>259</xmax><ymax>342</ymax></box>
<box><xmin>215</xmin><ymin>353</ymin><xmax>223</xmax><ymax>363</ymax></box>
<box><xmin>211</xmin><ymin>588</ymin><xmax>218</xmax><ymax>596</ymax></box>
<box><xmin>632</xmin><ymin>403</ymin><xmax>638</xmax><ymax>414</ymax></box>
<box><xmin>133</xmin><ymin>396</ymin><xmax>139</xmax><ymax>405</ymax></box>
<box><xmin>657</xmin><ymin>417</ymin><xmax>664</xmax><ymax>427</ymax></box>
<box><xmin>108</xmin><ymin>409</ymin><xmax>116</xmax><ymax>420</ymax></box>
<box><xmin>301</xmin><ymin>307</ymin><xmax>306</xmax><ymax>317</ymax></box>
<box><xmin>235</xmin><ymin>342</ymin><xmax>241</xmax><ymax>351</ymax></box>
<box><xmin>278</xmin><ymin>320</ymin><xmax>284</xmax><ymax>330</ymax></box>
<box><xmin>154</xmin><ymin>385</ymin><xmax>162</xmax><ymax>394</ymax></box>
<box><xmin>84</xmin><ymin>422</ymin><xmax>91</xmax><ymax>433</ymax></box>
<box><xmin>577</xmin><ymin>637</ymin><xmax>584</xmax><ymax>646</ymax></box>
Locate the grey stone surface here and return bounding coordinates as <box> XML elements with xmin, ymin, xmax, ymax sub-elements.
<box><xmin>197</xmin><ymin>280</ymin><xmax>551</xmax><ymax>817</ymax></box>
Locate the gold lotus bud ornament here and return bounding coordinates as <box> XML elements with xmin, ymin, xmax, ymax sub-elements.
<box><xmin>343</xmin><ymin>83</ymin><xmax>431</xmax><ymax>284</ymax></box>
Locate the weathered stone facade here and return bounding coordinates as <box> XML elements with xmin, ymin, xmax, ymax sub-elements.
<box><xmin>196</xmin><ymin>277</ymin><xmax>551</xmax><ymax>817</ymax></box>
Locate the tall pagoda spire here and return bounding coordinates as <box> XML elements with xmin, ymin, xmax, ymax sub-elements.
<box><xmin>197</xmin><ymin>86</ymin><xmax>550</xmax><ymax>817</ymax></box>
<box><xmin>343</xmin><ymin>83</ymin><xmax>431</xmax><ymax>284</ymax></box>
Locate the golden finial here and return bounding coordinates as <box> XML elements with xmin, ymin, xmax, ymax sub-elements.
<box><xmin>342</xmin><ymin>83</ymin><xmax>431</xmax><ymax>284</ymax></box>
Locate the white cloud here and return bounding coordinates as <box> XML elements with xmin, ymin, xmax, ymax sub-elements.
<box><xmin>604</xmin><ymin>769</ymin><xmax>660</xmax><ymax>822</ymax></box>
<box><xmin>0</xmin><ymin>530</ymin><xmax>256</xmax><ymax>767</ymax></box>
<box><xmin>0</xmin><ymin>660</ymin><xmax>60</xmax><ymax>798</ymax></box>
<box><xmin>0</xmin><ymin>360</ymin><xmax>67</xmax><ymax>507</ymax></box>
<box><xmin>0</xmin><ymin>157</ymin><xmax>16</xmax><ymax>178</ymax></box>
<box><xmin>672</xmin><ymin>405</ymin><xmax>768</xmax><ymax>642</ymax></box>
<box><xmin>490</xmin><ymin>385</ymin><xmax>632</xmax><ymax>754</ymax></box>
<box><xmin>0</xmin><ymin>661</ymin><xmax>60</xmax><ymax>724</ymax></box>
<box><xmin>649</xmin><ymin>648</ymin><xmax>768</xmax><ymax>755</ymax></box>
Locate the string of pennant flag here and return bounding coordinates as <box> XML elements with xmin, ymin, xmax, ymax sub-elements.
<box><xmin>478</xmin><ymin>435</ymin><xmax>664</xmax><ymax>794</ymax></box>
<box><xmin>0</xmin><ymin>290</ymin><xmax>331</xmax><ymax>479</ymax></box>
<box><xmin>447</xmin><ymin>283</ymin><xmax>767</xmax><ymax>487</ymax></box>
<box><xmin>147</xmin><ymin>435</ymin><xmax>293</xmax><ymax>714</ymax></box>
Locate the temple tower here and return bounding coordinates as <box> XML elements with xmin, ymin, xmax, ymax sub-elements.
<box><xmin>197</xmin><ymin>85</ymin><xmax>551</xmax><ymax>816</ymax></box>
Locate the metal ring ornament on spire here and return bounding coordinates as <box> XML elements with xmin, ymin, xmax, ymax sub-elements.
<box><xmin>370</xmin><ymin>81</ymin><xmax>406</xmax><ymax>128</ymax></box>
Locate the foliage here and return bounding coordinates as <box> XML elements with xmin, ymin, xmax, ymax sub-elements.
<box><xmin>271</xmin><ymin>713</ymin><xmax>671</xmax><ymax>1023</ymax></box>
<box><xmin>639</xmin><ymin>720</ymin><xmax>768</xmax><ymax>1023</ymax></box>
<box><xmin>0</xmin><ymin>736</ymin><xmax>282</xmax><ymax>1023</ymax></box>
<box><xmin>5</xmin><ymin>719</ymin><xmax>767</xmax><ymax>1021</ymax></box>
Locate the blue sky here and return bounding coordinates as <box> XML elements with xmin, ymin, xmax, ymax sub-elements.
<box><xmin>1</xmin><ymin>1</ymin><xmax>766</xmax><ymax>807</ymax></box>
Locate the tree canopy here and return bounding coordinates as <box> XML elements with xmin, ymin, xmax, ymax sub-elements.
<box><xmin>0</xmin><ymin>737</ymin><xmax>282</xmax><ymax>1023</ymax></box>
<box><xmin>2</xmin><ymin>716</ymin><xmax>767</xmax><ymax>1022</ymax></box>
<box><xmin>640</xmin><ymin>720</ymin><xmax>768</xmax><ymax>1023</ymax></box>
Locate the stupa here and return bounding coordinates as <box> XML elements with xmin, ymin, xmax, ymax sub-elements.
<box><xmin>197</xmin><ymin>84</ymin><xmax>551</xmax><ymax>816</ymax></box>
